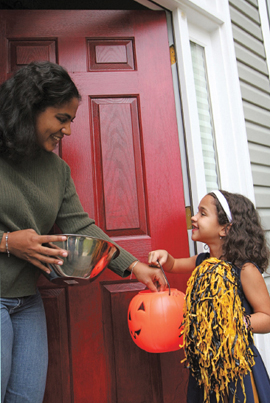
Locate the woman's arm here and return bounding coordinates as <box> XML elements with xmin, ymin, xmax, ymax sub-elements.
<box><xmin>241</xmin><ymin>262</ymin><xmax>270</xmax><ymax>333</ymax></box>
<box><xmin>148</xmin><ymin>249</ymin><xmax>197</xmax><ymax>274</ymax></box>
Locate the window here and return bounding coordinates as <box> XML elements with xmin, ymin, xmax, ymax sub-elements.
<box><xmin>190</xmin><ymin>41</ymin><xmax>219</xmax><ymax>193</ymax></box>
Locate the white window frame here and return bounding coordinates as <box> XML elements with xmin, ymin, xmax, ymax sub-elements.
<box><xmin>149</xmin><ymin>0</ymin><xmax>254</xmax><ymax>257</ymax></box>
<box><xmin>171</xmin><ymin>2</ymin><xmax>255</xmax><ymax>208</ymax></box>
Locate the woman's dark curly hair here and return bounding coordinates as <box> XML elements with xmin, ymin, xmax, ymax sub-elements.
<box><xmin>0</xmin><ymin>61</ymin><xmax>81</xmax><ymax>161</ymax></box>
<box><xmin>209</xmin><ymin>190</ymin><xmax>269</xmax><ymax>272</ymax></box>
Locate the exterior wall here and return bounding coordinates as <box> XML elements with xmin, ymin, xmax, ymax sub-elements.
<box><xmin>229</xmin><ymin>0</ymin><xmax>270</xmax><ymax>270</ymax></box>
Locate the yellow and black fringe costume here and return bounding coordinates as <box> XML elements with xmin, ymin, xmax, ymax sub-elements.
<box><xmin>181</xmin><ymin>258</ymin><xmax>255</xmax><ymax>403</ymax></box>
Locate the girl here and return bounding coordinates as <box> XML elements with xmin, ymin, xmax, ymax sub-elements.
<box><xmin>0</xmin><ymin>61</ymin><xmax>166</xmax><ymax>403</ymax></box>
<box><xmin>148</xmin><ymin>190</ymin><xmax>270</xmax><ymax>403</ymax></box>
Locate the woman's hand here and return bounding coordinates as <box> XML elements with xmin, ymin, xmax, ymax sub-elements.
<box><xmin>130</xmin><ymin>261</ymin><xmax>167</xmax><ymax>292</ymax></box>
<box><xmin>2</xmin><ymin>229</ymin><xmax>68</xmax><ymax>273</ymax></box>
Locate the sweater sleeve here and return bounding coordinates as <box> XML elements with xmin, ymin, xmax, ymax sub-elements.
<box><xmin>55</xmin><ymin>164</ymin><xmax>136</xmax><ymax>277</ymax></box>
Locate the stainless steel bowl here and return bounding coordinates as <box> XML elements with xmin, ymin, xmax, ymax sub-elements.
<box><xmin>43</xmin><ymin>234</ymin><xmax>119</xmax><ymax>286</ymax></box>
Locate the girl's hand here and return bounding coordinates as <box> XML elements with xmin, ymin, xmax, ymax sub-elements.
<box><xmin>2</xmin><ymin>229</ymin><xmax>68</xmax><ymax>273</ymax></box>
<box><xmin>131</xmin><ymin>261</ymin><xmax>167</xmax><ymax>292</ymax></box>
<box><xmin>148</xmin><ymin>249</ymin><xmax>169</xmax><ymax>266</ymax></box>
<box><xmin>148</xmin><ymin>249</ymin><xmax>174</xmax><ymax>271</ymax></box>
<box><xmin>148</xmin><ymin>250</ymin><xmax>197</xmax><ymax>274</ymax></box>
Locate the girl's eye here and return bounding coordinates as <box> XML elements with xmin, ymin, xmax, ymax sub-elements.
<box><xmin>57</xmin><ymin>117</ymin><xmax>67</xmax><ymax>124</ymax></box>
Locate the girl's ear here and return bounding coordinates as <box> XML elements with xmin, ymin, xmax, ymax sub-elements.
<box><xmin>219</xmin><ymin>223</ymin><xmax>231</xmax><ymax>238</ymax></box>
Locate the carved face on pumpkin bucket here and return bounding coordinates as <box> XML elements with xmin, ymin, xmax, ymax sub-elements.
<box><xmin>127</xmin><ymin>288</ymin><xmax>185</xmax><ymax>353</ymax></box>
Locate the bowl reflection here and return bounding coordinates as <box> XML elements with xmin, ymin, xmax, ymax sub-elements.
<box><xmin>44</xmin><ymin>234</ymin><xmax>119</xmax><ymax>286</ymax></box>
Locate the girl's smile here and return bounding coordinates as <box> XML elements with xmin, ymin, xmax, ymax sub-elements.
<box><xmin>35</xmin><ymin>97</ymin><xmax>79</xmax><ymax>152</ymax></box>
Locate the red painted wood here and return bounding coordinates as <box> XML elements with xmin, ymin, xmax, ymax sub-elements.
<box><xmin>39</xmin><ymin>287</ymin><xmax>73</xmax><ymax>403</ymax></box>
<box><xmin>88</xmin><ymin>39</ymin><xmax>135</xmax><ymax>70</ymax></box>
<box><xmin>9</xmin><ymin>40</ymin><xmax>56</xmax><ymax>73</ymax></box>
<box><xmin>91</xmin><ymin>97</ymin><xmax>147</xmax><ymax>236</ymax></box>
<box><xmin>0</xmin><ymin>10</ymin><xmax>190</xmax><ymax>403</ymax></box>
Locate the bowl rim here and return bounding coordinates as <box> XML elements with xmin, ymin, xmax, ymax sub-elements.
<box><xmin>52</xmin><ymin>234</ymin><xmax>120</xmax><ymax>257</ymax></box>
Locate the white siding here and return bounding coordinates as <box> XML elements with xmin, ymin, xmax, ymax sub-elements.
<box><xmin>229</xmin><ymin>0</ymin><xmax>270</xmax><ymax>242</ymax></box>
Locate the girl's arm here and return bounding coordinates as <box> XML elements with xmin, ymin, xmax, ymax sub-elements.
<box><xmin>241</xmin><ymin>262</ymin><xmax>270</xmax><ymax>333</ymax></box>
<box><xmin>148</xmin><ymin>249</ymin><xmax>197</xmax><ymax>274</ymax></box>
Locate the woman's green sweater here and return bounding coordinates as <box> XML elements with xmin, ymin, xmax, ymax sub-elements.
<box><xmin>0</xmin><ymin>151</ymin><xmax>135</xmax><ymax>297</ymax></box>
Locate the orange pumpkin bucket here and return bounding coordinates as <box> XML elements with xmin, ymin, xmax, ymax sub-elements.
<box><xmin>127</xmin><ymin>288</ymin><xmax>185</xmax><ymax>353</ymax></box>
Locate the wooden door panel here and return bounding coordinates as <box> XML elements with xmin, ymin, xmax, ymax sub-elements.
<box><xmin>88</xmin><ymin>38</ymin><xmax>136</xmax><ymax>71</ymax></box>
<box><xmin>91</xmin><ymin>97</ymin><xmax>147</xmax><ymax>235</ymax></box>
<box><xmin>9</xmin><ymin>40</ymin><xmax>57</xmax><ymax>73</ymax></box>
<box><xmin>40</xmin><ymin>287</ymin><xmax>73</xmax><ymax>403</ymax></box>
<box><xmin>66</xmin><ymin>270</ymin><xmax>121</xmax><ymax>403</ymax></box>
<box><xmin>0</xmin><ymin>10</ymin><xmax>190</xmax><ymax>403</ymax></box>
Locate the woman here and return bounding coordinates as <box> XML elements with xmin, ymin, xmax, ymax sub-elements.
<box><xmin>0</xmin><ymin>61</ymin><xmax>166</xmax><ymax>403</ymax></box>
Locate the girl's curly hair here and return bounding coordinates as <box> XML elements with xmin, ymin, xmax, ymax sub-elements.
<box><xmin>209</xmin><ymin>190</ymin><xmax>269</xmax><ymax>272</ymax></box>
<box><xmin>0</xmin><ymin>61</ymin><xmax>81</xmax><ymax>162</ymax></box>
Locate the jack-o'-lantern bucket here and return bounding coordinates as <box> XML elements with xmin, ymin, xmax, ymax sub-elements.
<box><xmin>127</xmin><ymin>288</ymin><xmax>185</xmax><ymax>353</ymax></box>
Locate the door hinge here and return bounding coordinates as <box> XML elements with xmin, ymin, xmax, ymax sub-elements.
<box><xmin>185</xmin><ymin>206</ymin><xmax>192</xmax><ymax>230</ymax></box>
<box><xmin>170</xmin><ymin>45</ymin><xmax>176</xmax><ymax>65</ymax></box>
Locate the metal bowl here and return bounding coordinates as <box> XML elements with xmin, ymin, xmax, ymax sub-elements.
<box><xmin>43</xmin><ymin>234</ymin><xmax>119</xmax><ymax>286</ymax></box>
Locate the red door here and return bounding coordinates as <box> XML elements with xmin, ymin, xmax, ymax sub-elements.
<box><xmin>0</xmin><ymin>10</ymin><xmax>190</xmax><ymax>403</ymax></box>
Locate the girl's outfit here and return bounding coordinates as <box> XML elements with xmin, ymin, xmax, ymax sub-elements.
<box><xmin>0</xmin><ymin>151</ymin><xmax>136</xmax><ymax>402</ymax></box>
<box><xmin>187</xmin><ymin>252</ymin><xmax>270</xmax><ymax>403</ymax></box>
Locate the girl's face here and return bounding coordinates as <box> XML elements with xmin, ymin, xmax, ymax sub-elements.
<box><xmin>35</xmin><ymin>97</ymin><xmax>79</xmax><ymax>152</ymax></box>
<box><xmin>191</xmin><ymin>195</ymin><xmax>224</xmax><ymax>245</ymax></box>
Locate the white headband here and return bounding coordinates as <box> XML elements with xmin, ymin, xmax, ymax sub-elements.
<box><xmin>211</xmin><ymin>190</ymin><xmax>232</xmax><ymax>223</ymax></box>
